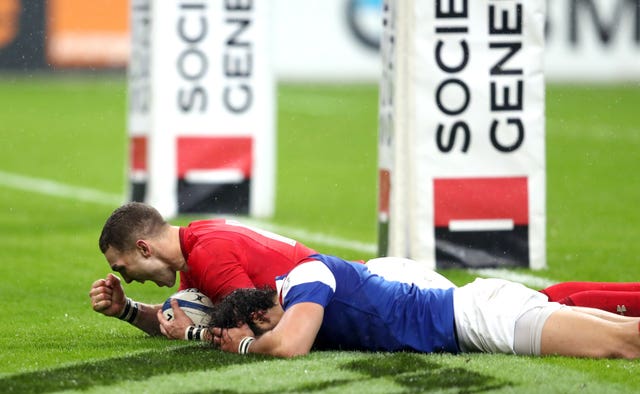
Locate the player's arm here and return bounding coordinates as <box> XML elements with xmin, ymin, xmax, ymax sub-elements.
<box><xmin>247</xmin><ymin>302</ymin><xmax>323</xmax><ymax>357</ymax></box>
<box><xmin>213</xmin><ymin>302</ymin><xmax>324</xmax><ymax>358</ymax></box>
<box><xmin>121</xmin><ymin>301</ymin><xmax>163</xmax><ymax>336</ymax></box>
<box><xmin>89</xmin><ymin>273</ymin><xmax>163</xmax><ymax>336</ymax></box>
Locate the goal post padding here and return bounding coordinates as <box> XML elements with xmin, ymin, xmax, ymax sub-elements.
<box><xmin>127</xmin><ymin>0</ymin><xmax>275</xmax><ymax>218</ymax></box>
<box><xmin>378</xmin><ymin>0</ymin><xmax>546</xmax><ymax>270</ymax></box>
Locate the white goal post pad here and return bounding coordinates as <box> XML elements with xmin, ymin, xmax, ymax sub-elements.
<box><xmin>127</xmin><ymin>0</ymin><xmax>275</xmax><ymax>218</ymax></box>
<box><xmin>379</xmin><ymin>0</ymin><xmax>546</xmax><ymax>270</ymax></box>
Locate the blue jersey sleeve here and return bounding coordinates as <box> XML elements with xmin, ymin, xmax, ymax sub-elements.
<box><xmin>279</xmin><ymin>260</ymin><xmax>336</xmax><ymax>309</ymax></box>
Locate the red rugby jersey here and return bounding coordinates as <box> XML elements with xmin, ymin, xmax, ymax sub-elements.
<box><xmin>179</xmin><ymin>219</ymin><xmax>317</xmax><ymax>303</ymax></box>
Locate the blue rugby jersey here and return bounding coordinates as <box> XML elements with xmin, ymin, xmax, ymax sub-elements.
<box><xmin>275</xmin><ymin>254</ymin><xmax>459</xmax><ymax>353</ymax></box>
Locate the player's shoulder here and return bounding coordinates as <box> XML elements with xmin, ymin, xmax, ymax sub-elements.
<box><xmin>303</xmin><ymin>254</ymin><xmax>351</xmax><ymax>267</ymax></box>
<box><xmin>290</xmin><ymin>257</ymin><xmax>333</xmax><ymax>277</ymax></box>
<box><xmin>184</xmin><ymin>220</ymin><xmax>247</xmax><ymax>244</ymax></box>
<box><xmin>183</xmin><ymin>219</ymin><xmax>223</xmax><ymax>239</ymax></box>
<box><xmin>288</xmin><ymin>254</ymin><xmax>367</xmax><ymax>288</ymax></box>
<box><xmin>277</xmin><ymin>259</ymin><xmax>337</xmax><ymax>305</ymax></box>
<box><xmin>187</xmin><ymin>219</ymin><xmax>226</xmax><ymax>231</ymax></box>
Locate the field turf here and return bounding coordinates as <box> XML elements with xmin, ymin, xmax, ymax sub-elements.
<box><xmin>1</xmin><ymin>76</ymin><xmax>640</xmax><ymax>392</ymax></box>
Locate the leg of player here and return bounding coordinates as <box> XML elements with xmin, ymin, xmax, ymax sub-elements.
<box><xmin>568</xmin><ymin>305</ymin><xmax>639</xmax><ymax>323</ymax></box>
<box><xmin>539</xmin><ymin>308</ymin><xmax>640</xmax><ymax>359</ymax></box>
<box><xmin>553</xmin><ymin>290</ymin><xmax>640</xmax><ymax>317</ymax></box>
<box><xmin>541</xmin><ymin>282</ymin><xmax>640</xmax><ymax>301</ymax></box>
<box><xmin>453</xmin><ymin>278</ymin><xmax>640</xmax><ymax>359</ymax></box>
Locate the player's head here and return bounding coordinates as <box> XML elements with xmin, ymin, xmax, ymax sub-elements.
<box><xmin>210</xmin><ymin>287</ymin><xmax>279</xmax><ymax>336</ymax></box>
<box><xmin>99</xmin><ymin>202</ymin><xmax>166</xmax><ymax>253</ymax></box>
<box><xmin>98</xmin><ymin>202</ymin><xmax>175</xmax><ymax>287</ymax></box>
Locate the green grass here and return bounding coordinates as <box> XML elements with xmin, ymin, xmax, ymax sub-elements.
<box><xmin>1</xmin><ymin>77</ymin><xmax>640</xmax><ymax>392</ymax></box>
<box><xmin>545</xmin><ymin>84</ymin><xmax>640</xmax><ymax>281</ymax></box>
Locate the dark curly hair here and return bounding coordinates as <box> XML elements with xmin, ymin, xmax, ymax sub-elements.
<box><xmin>210</xmin><ymin>287</ymin><xmax>277</xmax><ymax>335</ymax></box>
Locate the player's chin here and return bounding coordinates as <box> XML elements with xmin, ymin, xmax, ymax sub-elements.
<box><xmin>155</xmin><ymin>279</ymin><xmax>174</xmax><ymax>287</ymax></box>
<box><xmin>156</xmin><ymin>274</ymin><xmax>177</xmax><ymax>288</ymax></box>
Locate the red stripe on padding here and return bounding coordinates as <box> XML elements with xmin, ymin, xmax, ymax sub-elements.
<box><xmin>434</xmin><ymin>177</ymin><xmax>529</xmax><ymax>227</ymax></box>
<box><xmin>378</xmin><ymin>169</ymin><xmax>390</xmax><ymax>215</ymax></box>
<box><xmin>130</xmin><ymin>136</ymin><xmax>147</xmax><ymax>171</ymax></box>
<box><xmin>177</xmin><ymin>137</ymin><xmax>253</xmax><ymax>178</ymax></box>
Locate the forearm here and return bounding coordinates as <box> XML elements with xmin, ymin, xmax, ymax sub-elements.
<box><xmin>212</xmin><ymin>324</ymin><xmax>314</xmax><ymax>358</ymax></box>
<box><xmin>211</xmin><ymin>303</ymin><xmax>322</xmax><ymax>357</ymax></box>
<box><xmin>242</xmin><ymin>331</ymin><xmax>311</xmax><ymax>358</ymax></box>
<box><xmin>243</xmin><ymin>303</ymin><xmax>321</xmax><ymax>357</ymax></box>
<box><xmin>119</xmin><ymin>299</ymin><xmax>163</xmax><ymax>336</ymax></box>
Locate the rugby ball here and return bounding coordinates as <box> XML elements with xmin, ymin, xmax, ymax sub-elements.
<box><xmin>162</xmin><ymin>288</ymin><xmax>214</xmax><ymax>327</ymax></box>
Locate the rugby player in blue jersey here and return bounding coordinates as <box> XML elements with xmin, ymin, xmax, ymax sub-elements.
<box><xmin>159</xmin><ymin>254</ymin><xmax>640</xmax><ymax>359</ymax></box>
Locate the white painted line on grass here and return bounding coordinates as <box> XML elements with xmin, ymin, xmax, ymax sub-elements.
<box><xmin>240</xmin><ymin>218</ymin><xmax>378</xmax><ymax>255</ymax></box>
<box><xmin>470</xmin><ymin>268</ymin><xmax>557</xmax><ymax>288</ymax></box>
<box><xmin>1</xmin><ymin>170</ymin><xmax>556</xmax><ymax>288</ymax></box>
<box><xmin>0</xmin><ymin>170</ymin><xmax>123</xmax><ymax>206</ymax></box>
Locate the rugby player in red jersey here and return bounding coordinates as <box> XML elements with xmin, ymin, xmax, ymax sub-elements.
<box><xmin>89</xmin><ymin>202</ymin><xmax>317</xmax><ymax>335</ymax></box>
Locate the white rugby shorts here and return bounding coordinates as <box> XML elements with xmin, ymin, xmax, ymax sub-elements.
<box><xmin>453</xmin><ymin>278</ymin><xmax>563</xmax><ymax>354</ymax></box>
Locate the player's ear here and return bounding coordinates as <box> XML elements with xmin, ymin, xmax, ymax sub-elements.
<box><xmin>136</xmin><ymin>240</ymin><xmax>151</xmax><ymax>257</ymax></box>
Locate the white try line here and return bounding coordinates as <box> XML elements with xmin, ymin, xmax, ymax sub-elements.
<box><xmin>0</xmin><ymin>170</ymin><xmax>123</xmax><ymax>206</ymax></box>
<box><xmin>239</xmin><ymin>219</ymin><xmax>378</xmax><ymax>255</ymax></box>
<box><xmin>0</xmin><ymin>170</ymin><xmax>556</xmax><ymax>288</ymax></box>
<box><xmin>469</xmin><ymin>268</ymin><xmax>556</xmax><ymax>289</ymax></box>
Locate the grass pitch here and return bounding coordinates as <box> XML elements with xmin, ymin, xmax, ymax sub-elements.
<box><xmin>1</xmin><ymin>77</ymin><xmax>640</xmax><ymax>392</ymax></box>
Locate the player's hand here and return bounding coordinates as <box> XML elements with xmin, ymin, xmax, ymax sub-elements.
<box><xmin>157</xmin><ymin>298</ymin><xmax>195</xmax><ymax>340</ymax></box>
<box><xmin>210</xmin><ymin>323</ymin><xmax>255</xmax><ymax>353</ymax></box>
<box><xmin>89</xmin><ymin>273</ymin><xmax>127</xmax><ymax>317</ymax></box>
